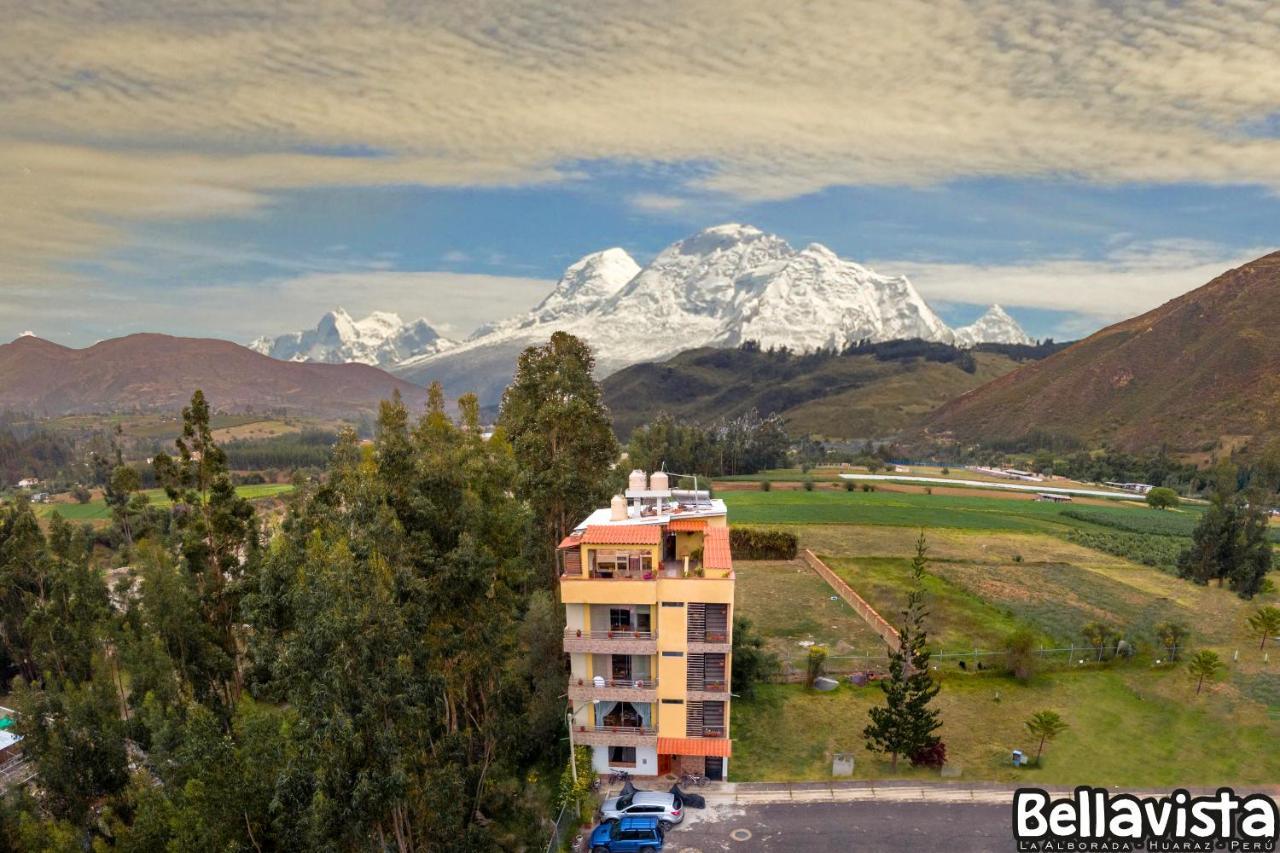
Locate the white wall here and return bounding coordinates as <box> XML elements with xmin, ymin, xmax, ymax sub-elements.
<box><xmin>591</xmin><ymin>744</ymin><xmax>659</xmax><ymax>776</ymax></box>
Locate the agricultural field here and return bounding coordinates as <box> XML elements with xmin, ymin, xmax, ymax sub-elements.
<box><xmin>725</xmin><ymin>488</ymin><xmax>1280</xmax><ymax>785</ymax></box>
<box><xmin>37</xmin><ymin>484</ymin><xmax>295</xmax><ymax>522</ymax></box>
<box><xmin>720</xmin><ymin>488</ymin><xmax>1186</xmax><ymax>532</ymax></box>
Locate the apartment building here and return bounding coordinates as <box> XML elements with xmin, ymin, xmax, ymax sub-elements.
<box><xmin>561</xmin><ymin>469</ymin><xmax>735</xmax><ymax>780</ymax></box>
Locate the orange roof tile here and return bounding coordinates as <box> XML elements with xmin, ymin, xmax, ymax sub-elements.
<box><xmin>557</xmin><ymin>534</ymin><xmax>582</xmax><ymax>550</ymax></box>
<box><xmin>657</xmin><ymin>736</ymin><xmax>732</xmax><ymax>757</ymax></box>
<box><xmin>667</xmin><ymin>518</ymin><xmax>707</xmax><ymax>532</ymax></box>
<box><xmin>580</xmin><ymin>524</ymin><xmax>663</xmax><ymax>545</ymax></box>
<box><xmin>702</xmin><ymin>526</ymin><xmax>733</xmax><ymax>570</ymax></box>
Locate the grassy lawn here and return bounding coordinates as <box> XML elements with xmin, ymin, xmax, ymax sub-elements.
<box><xmin>736</xmin><ymin>561</ymin><xmax>888</xmax><ymax>667</ymax></box>
<box><xmin>39</xmin><ymin>484</ymin><xmax>295</xmax><ymax>521</ymax></box>
<box><xmin>826</xmin><ymin>556</ymin><xmax>1038</xmax><ymax>651</ymax></box>
<box><xmin>732</xmin><ymin>668</ymin><xmax>1280</xmax><ymax>786</ymax></box>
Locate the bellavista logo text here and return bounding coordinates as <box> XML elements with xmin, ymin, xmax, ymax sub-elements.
<box><xmin>1013</xmin><ymin>787</ymin><xmax>1278</xmax><ymax>851</ymax></box>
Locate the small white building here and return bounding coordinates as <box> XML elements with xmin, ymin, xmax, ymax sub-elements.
<box><xmin>16</xmin><ymin>477</ymin><xmax>39</xmax><ymax>489</ymax></box>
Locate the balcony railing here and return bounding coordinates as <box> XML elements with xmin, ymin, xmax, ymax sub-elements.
<box><xmin>564</xmin><ymin>628</ymin><xmax>656</xmax><ymax>641</ymax></box>
<box><xmin>692</xmin><ymin>679</ymin><xmax>728</xmax><ymax>692</ymax></box>
<box><xmin>573</xmin><ymin>678</ymin><xmax>657</xmax><ymax>690</ymax></box>
<box><xmin>574</xmin><ymin>724</ymin><xmax>658</xmax><ymax>737</ymax></box>
<box><xmin>690</xmin><ymin>727</ymin><xmax>726</xmax><ymax>739</ymax></box>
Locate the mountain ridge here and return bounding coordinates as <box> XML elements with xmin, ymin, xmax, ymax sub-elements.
<box><xmin>924</xmin><ymin>250</ymin><xmax>1280</xmax><ymax>453</ymax></box>
<box><xmin>393</xmin><ymin>224</ymin><xmax>1031</xmax><ymax>403</ymax></box>
<box><xmin>0</xmin><ymin>332</ymin><xmax>427</xmax><ymax>416</ymax></box>
<box><xmin>250</xmin><ymin>307</ymin><xmax>455</xmax><ymax>365</ymax></box>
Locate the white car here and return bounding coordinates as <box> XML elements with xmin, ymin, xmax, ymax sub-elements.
<box><xmin>599</xmin><ymin>791</ymin><xmax>684</xmax><ymax>829</ymax></box>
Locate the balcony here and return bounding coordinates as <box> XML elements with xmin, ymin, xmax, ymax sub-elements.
<box><xmin>571</xmin><ymin>724</ymin><xmax>658</xmax><ymax>749</ymax></box>
<box><xmin>568</xmin><ymin>677</ymin><xmax>658</xmax><ymax>704</ymax></box>
<box><xmin>563</xmin><ymin>628</ymin><xmax>657</xmax><ymax>655</ymax></box>
<box><xmin>688</xmin><ymin>680</ymin><xmax>731</xmax><ymax>701</ymax></box>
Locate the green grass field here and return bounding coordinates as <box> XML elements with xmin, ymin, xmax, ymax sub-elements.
<box><xmin>732</xmin><ymin>670</ymin><xmax>1280</xmax><ymax>785</ymax></box>
<box><xmin>39</xmin><ymin>484</ymin><xmax>295</xmax><ymax>521</ymax></box>
<box><xmin>736</xmin><ymin>561</ymin><xmax>888</xmax><ymax>666</ymax></box>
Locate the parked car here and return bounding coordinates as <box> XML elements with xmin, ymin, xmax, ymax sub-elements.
<box><xmin>599</xmin><ymin>790</ymin><xmax>683</xmax><ymax>829</ymax></box>
<box><xmin>588</xmin><ymin>816</ymin><xmax>666</xmax><ymax>853</ymax></box>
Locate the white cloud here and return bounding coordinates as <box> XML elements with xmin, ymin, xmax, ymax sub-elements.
<box><xmin>879</xmin><ymin>240</ymin><xmax>1269</xmax><ymax>325</ymax></box>
<box><xmin>2</xmin><ymin>0</ymin><xmax>1280</xmax><ymax>280</ymax></box>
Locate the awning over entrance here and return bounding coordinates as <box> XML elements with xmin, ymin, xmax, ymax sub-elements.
<box><xmin>657</xmin><ymin>737</ymin><xmax>732</xmax><ymax>757</ymax></box>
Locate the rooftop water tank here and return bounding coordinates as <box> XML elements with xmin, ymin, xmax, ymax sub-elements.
<box><xmin>649</xmin><ymin>470</ymin><xmax>670</xmax><ymax>491</ymax></box>
<box><xmin>628</xmin><ymin>469</ymin><xmax>648</xmax><ymax>492</ymax></box>
<box><xmin>610</xmin><ymin>494</ymin><xmax>628</xmax><ymax>521</ymax></box>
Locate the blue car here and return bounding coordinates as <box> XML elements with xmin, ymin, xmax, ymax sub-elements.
<box><xmin>588</xmin><ymin>815</ymin><xmax>665</xmax><ymax>852</ymax></box>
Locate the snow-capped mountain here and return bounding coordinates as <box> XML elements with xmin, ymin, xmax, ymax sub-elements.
<box><xmin>394</xmin><ymin>224</ymin><xmax>1031</xmax><ymax>403</ymax></box>
<box><xmin>952</xmin><ymin>304</ymin><xmax>1033</xmax><ymax>347</ymax></box>
<box><xmin>250</xmin><ymin>308</ymin><xmax>455</xmax><ymax>366</ymax></box>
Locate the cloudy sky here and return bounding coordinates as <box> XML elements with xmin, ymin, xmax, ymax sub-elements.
<box><xmin>3</xmin><ymin>0</ymin><xmax>1279</xmax><ymax>345</ymax></box>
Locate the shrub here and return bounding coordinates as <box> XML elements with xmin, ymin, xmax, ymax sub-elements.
<box><xmin>760</xmin><ymin>479</ymin><xmax>772</xmax><ymax>491</ymax></box>
<box><xmin>843</xmin><ymin>480</ymin><xmax>855</xmax><ymax>491</ymax></box>
<box><xmin>805</xmin><ymin>644</ymin><xmax>828</xmax><ymax>688</ymax></box>
<box><xmin>729</xmin><ymin>527</ymin><xmax>799</xmax><ymax>559</ymax></box>
<box><xmin>1003</xmin><ymin>628</ymin><xmax>1038</xmax><ymax>681</ymax></box>
<box><xmin>802</xmin><ymin>478</ymin><xmax>815</xmax><ymax>492</ymax></box>
<box><xmin>909</xmin><ymin>740</ymin><xmax>947</xmax><ymax>768</ymax></box>
<box><xmin>1146</xmin><ymin>487</ymin><xmax>1181</xmax><ymax>510</ymax></box>
<box><xmin>71</xmin><ymin>485</ymin><xmax>92</xmax><ymax>504</ymax></box>
<box><xmin>940</xmin><ymin>467</ymin><xmax>950</xmax><ymax>475</ymax></box>
<box><xmin>861</xmin><ymin>483</ymin><xmax>875</xmax><ymax>492</ymax></box>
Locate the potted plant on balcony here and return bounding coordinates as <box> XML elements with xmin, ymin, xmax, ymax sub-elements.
<box><xmin>575</xmin><ymin>628</ymin><xmax>582</xmax><ymax>638</ymax></box>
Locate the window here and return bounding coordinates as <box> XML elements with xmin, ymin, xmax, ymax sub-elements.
<box><xmin>661</xmin><ymin>601</ymin><xmax>685</xmax><ymax>608</ymax></box>
<box><xmin>661</xmin><ymin>651</ymin><xmax>683</xmax><ymax>658</ymax></box>
<box><xmin>609</xmin><ymin>608</ymin><xmax>632</xmax><ymax>630</ymax></box>
<box><xmin>609</xmin><ymin>746</ymin><xmax>637</xmax><ymax>766</ymax></box>
<box><xmin>661</xmin><ymin>698</ymin><xmax>684</xmax><ymax>705</ymax></box>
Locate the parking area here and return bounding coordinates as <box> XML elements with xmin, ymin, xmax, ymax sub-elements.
<box><xmin>663</xmin><ymin>800</ymin><xmax>1015</xmax><ymax>852</ymax></box>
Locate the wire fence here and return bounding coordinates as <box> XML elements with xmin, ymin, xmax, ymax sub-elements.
<box><xmin>545</xmin><ymin>803</ymin><xmax>582</xmax><ymax>853</ymax></box>
<box><xmin>774</xmin><ymin>643</ymin><xmax>1188</xmax><ymax>680</ymax></box>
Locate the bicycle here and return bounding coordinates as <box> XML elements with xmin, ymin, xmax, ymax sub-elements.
<box><xmin>607</xmin><ymin>769</ymin><xmax>631</xmax><ymax>785</ymax></box>
<box><xmin>678</xmin><ymin>772</ymin><xmax>708</xmax><ymax>788</ymax></box>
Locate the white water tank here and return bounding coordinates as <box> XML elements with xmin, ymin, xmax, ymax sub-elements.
<box><xmin>628</xmin><ymin>469</ymin><xmax>648</xmax><ymax>492</ymax></box>
<box><xmin>649</xmin><ymin>470</ymin><xmax>670</xmax><ymax>492</ymax></box>
<box><xmin>610</xmin><ymin>494</ymin><xmax>628</xmax><ymax>521</ymax></box>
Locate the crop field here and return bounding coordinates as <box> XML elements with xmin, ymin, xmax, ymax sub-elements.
<box><xmin>720</xmin><ymin>488</ymin><xmax>1188</xmax><ymax>532</ymax></box>
<box><xmin>38</xmin><ymin>484</ymin><xmax>295</xmax><ymax>521</ymax></box>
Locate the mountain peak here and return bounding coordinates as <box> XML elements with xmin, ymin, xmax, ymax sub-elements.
<box><xmin>953</xmin><ymin>304</ymin><xmax>1032</xmax><ymax>347</ymax></box>
<box><xmin>673</xmin><ymin>223</ymin><xmax>784</xmax><ymax>257</ymax></box>
<box><xmin>250</xmin><ymin>309</ymin><xmax>453</xmax><ymax>365</ymax></box>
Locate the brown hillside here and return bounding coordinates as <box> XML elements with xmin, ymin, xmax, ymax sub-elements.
<box><xmin>925</xmin><ymin>251</ymin><xmax>1280</xmax><ymax>453</ymax></box>
<box><xmin>0</xmin><ymin>333</ymin><xmax>427</xmax><ymax>416</ymax></box>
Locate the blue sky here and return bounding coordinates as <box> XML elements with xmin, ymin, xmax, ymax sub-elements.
<box><xmin>3</xmin><ymin>1</ymin><xmax>1279</xmax><ymax>346</ymax></box>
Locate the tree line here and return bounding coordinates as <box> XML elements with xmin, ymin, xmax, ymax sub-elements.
<box><xmin>0</xmin><ymin>331</ymin><xmax>620</xmax><ymax>852</ymax></box>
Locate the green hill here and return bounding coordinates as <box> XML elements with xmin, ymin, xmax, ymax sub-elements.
<box><xmin>602</xmin><ymin>340</ymin><xmax>1065</xmax><ymax>440</ymax></box>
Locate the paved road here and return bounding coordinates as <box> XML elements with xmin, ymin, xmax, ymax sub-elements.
<box><xmin>666</xmin><ymin>800</ymin><xmax>1016</xmax><ymax>852</ymax></box>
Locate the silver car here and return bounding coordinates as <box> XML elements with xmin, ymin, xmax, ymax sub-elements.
<box><xmin>599</xmin><ymin>790</ymin><xmax>684</xmax><ymax>829</ymax></box>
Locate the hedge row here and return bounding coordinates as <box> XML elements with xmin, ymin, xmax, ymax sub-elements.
<box><xmin>730</xmin><ymin>526</ymin><xmax>799</xmax><ymax>560</ymax></box>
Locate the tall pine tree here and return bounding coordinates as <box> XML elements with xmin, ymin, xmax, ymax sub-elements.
<box><xmin>498</xmin><ymin>332</ymin><xmax>619</xmax><ymax>586</ymax></box>
<box><xmin>864</xmin><ymin>532</ymin><xmax>943</xmax><ymax>768</ymax></box>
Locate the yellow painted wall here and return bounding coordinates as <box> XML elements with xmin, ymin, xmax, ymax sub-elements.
<box><xmin>560</xmin><ymin>578</ymin><xmax>658</xmax><ymax>605</ymax></box>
